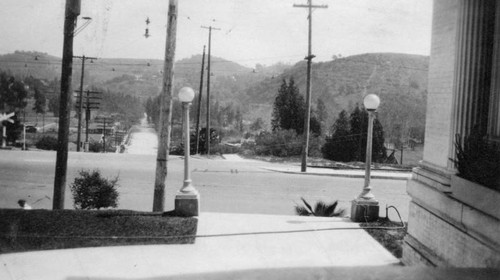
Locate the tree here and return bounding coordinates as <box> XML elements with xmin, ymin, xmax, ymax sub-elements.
<box><xmin>322</xmin><ymin>106</ymin><xmax>387</xmax><ymax>163</ymax></box>
<box><xmin>212</xmin><ymin>99</ymin><xmax>220</xmax><ymax>127</ymax></box>
<box><xmin>144</xmin><ymin>95</ymin><xmax>160</xmax><ymax>126</ymax></box>
<box><xmin>271</xmin><ymin>78</ymin><xmax>321</xmax><ymax>136</ymax></box>
<box><xmin>316</xmin><ymin>98</ymin><xmax>328</xmax><ymax>133</ymax></box>
<box><xmin>250</xmin><ymin>118</ymin><xmax>265</xmax><ymax>131</ymax></box>
<box><xmin>0</xmin><ymin>73</ymin><xmax>27</xmax><ymax>144</ymax></box>
<box><xmin>235</xmin><ymin>109</ymin><xmax>243</xmax><ymax>132</ymax></box>
<box><xmin>46</xmin><ymin>78</ymin><xmax>60</xmax><ymax>117</ymax></box>
<box><xmin>322</xmin><ymin>110</ymin><xmax>354</xmax><ymax>162</ymax></box>
<box><xmin>271</xmin><ymin>78</ymin><xmax>305</xmax><ymax>134</ymax></box>
<box><xmin>309</xmin><ymin>112</ymin><xmax>322</xmax><ymax>137</ymax></box>
<box><xmin>48</xmin><ymin>95</ymin><xmax>60</xmax><ymax>117</ymax></box>
<box><xmin>349</xmin><ymin>105</ymin><xmax>387</xmax><ymax>162</ymax></box>
<box><xmin>33</xmin><ymin>86</ymin><xmax>46</xmax><ymax>123</ymax></box>
<box><xmin>0</xmin><ymin>73</ymin><xmax>28</xmax><ymax>111</ymax></box>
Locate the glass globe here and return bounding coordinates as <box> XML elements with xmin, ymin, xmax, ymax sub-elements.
<box><xmin>178</xmin><ymin>87</ymin><xmax>195</xmax><ymax>103</ymax></box>
<box><xmin>363</xmin><ymin>94</ymin><xmax>380</xmax><ymax>110</ymax></box>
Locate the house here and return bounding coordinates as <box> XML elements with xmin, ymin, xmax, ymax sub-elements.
<box><xmin>403</xmin><ymin>0</ymin><xmax>500</xmax><ymax>267</ymax></box>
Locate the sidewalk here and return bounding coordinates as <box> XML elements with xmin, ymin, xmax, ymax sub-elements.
<box><xmin>222</xmin><ymin>154</ymin><xmax>412</xmax><ymax>180</ymax></box>
<box><xmin>2</xmin><ymin>212</ymin><xmax>498</xmax><ymax>280</ymax></box>
<box><xmin>0</xmin><ymin>212</ymin><xmax>400</xmax><ymax>280</ymax></box>
<box><xmin>262</xmin><ymin>166</ymin><xmax>412</xmax><ymax>180</ymax></box>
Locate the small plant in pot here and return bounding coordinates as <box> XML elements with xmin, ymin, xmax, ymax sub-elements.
<box><xmin>295</xmin><ymin>197</ymin><xmax>345</xmax><ymax>217</ymax></box>
<box><xmin>452</xmin><ymin>128</ymin><xmax>500</xmax><ymax>191</ymax></box>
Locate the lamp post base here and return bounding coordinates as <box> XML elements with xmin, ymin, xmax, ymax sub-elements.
<box><xmin>350</xmin><ymin>198</ymin><xmax>379</xmax><ymax>222</ymax></box>
<box><xmin>175</xmin><ymin>191</ymin><xmax>200</xmax><ymax>217</ymax></box>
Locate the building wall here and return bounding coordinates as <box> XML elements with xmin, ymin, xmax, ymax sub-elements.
<box><xmin>403</xmin><ymin>0</ymin><xmax>500</xmax><ymax>268</ymax></box>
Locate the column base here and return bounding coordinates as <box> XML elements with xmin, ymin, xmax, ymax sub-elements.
<box><xmin>350</xmin><ymin>198</ymin><xmax>379</xmax><ymax>222</ymax></box>
<box><xmin>175</xmin><ymin>191</ymin><xmax>200</xmax><ymax>217</ymax></box>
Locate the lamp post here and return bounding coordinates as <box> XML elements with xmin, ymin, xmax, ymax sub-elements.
<box><xmin>175</xmin><ymin>87</ymin><xmax>200</xmax><ymax>217</ymax></box>
<box><xmin>351</xmin><ymin>93</ymin><xmax>380</xmax><ymax>222</ymax></box>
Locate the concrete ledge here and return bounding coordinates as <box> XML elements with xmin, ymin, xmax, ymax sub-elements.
<box><xmin>412</xmin><ymin>163</ymin><xmax>452</xmax><ymax>192</ymax></box>
<box><xmin>405</xmin><ymin>202</ymin><xmax>500</xmax><ymax>267</ymax></box>
<box><xmin>408</xmin><ymin>179</ymin><xmax>500</xmax><ymax>249</ymax></box>
<box><xmin>450</xmin><ymin>175</ymin><xmax>500</xmax><ymax>220</ymax></box>
<box><xmin>403</xmin><ymin>234</ymin><xmax>448</xmax><ymax>267</ymax></box>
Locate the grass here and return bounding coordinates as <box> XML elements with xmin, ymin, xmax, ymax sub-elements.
<box><xmin>360</xmin><ymin>218</ymin><xmax>407</xmax><ymax>259</ymax></box>
<box><xmin>0</xmin><ymin>209</ymin><xmax>198</xmax><ymax>254</ymax></box>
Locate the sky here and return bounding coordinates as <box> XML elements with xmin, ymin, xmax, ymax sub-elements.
<box><xmin>0</xmin><ymin>0</ymin><xmax>433</xmax><ymax>67</ymax></box>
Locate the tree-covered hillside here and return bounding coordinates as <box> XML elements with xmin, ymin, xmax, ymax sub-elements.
<box><xmin>1</xmin><ymin>51</ymin><xmax>428</xmax><ymax>142</ymax></box>
<box><xmin>242</xmin><ymin>53</ymin><xmax>429</xmax><ymax>142</ymax></box>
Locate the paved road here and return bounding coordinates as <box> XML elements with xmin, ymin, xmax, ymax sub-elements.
<box><xmin>0</xmin><ymin>127</ymin><xmax>410</xmax><ymax>221</ymax></box>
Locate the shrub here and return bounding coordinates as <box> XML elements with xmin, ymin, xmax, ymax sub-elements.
<box><xmin>87</xmin><ymin>139</ymin><xmax>115</xmax><ymax>153</ymax></box>
<box><xmin>35</xmin><ymin>136</ymin><xmax>58</xmax><ymax>150</ymax></box>
<box><xmin>295</xmin><ymin>197</ymin><xmax>345</xmax><ymax>217</ymax></box>
<box><xmin>70</xmin><ymin>169</ymin><xmax>119</xmax><ymax>210</ymax></box>
<box><xmin>176</xmin><ymin>128</ymin><xmax>221</xmax><ymax>155</ymax></box>
<box><xmin>254</xmin><ymin>130</ymin><xmax>302</xmax><ymax>157</ymax></box>
<box><xmin>88</xmin><ymin>140</ymin><xmax>102</xmax><ymax>153</ymax></box>
<box><xmin>253</xmin><ymin>130</ymin><xmax>323</xmax><ymax>157</ymax></box>
<box><xmin>452</xmin><ymin>131</ymin><xmax>500</xmax><ymax>191</ymax></box>
<box><xmin>211</xmin><ymin>143</ymin><xmax>240</xmax><ymax>155</ymax></box>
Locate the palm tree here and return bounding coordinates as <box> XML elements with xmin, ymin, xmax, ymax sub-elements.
<box><xmin>295</xmin><ymin>197</ymin><xmax>345</xmax><ymax>217</ymax></box>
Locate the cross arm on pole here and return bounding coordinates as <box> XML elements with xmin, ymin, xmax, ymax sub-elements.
<box><xmin>201</xmin><ymin>26</ymin><xmax>221</xmax><ymax>31</ymax></box>
<box><xmin>73</xmin><ymin>56</ymin><xmax>98</xmax><ymax>61</ymax></box>
<box><xmin>293</xmin><ymin>4</ymin><xmax>328</xmax><ymax>8</ymax></box>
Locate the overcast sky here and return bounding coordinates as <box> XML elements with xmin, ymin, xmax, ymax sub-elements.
<box><xmin>0</xmin><ymin>0</ymin><xmax>433</xmax><ymax>67</ymax></box>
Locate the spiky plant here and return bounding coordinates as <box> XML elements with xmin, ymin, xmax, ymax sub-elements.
<box><xmin>452</xmin><ymin>131</ymin><xmax>500</xmax><ymax>191</ymax></box>
<box><xmin>295</xmin><ymin>197</ymin><xmax>345</xmax><ymax>217</ymax></box>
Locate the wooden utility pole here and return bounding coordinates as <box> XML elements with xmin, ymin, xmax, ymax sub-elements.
<box><xmin>95</xmin><ymin>116</ymin><xmax>113</xmax><ymax>152</ymax></box>
<box><xmin>153</xmin><ymin>0</ymin><xmax>178</xmax><ymax>212</ymax></box>
<box><xmin>53</xmin><ymin>0</ymin><xmax>80</xmax><ymax>210</ymax></box>
<box><xmin>294</xmin><ymin>0</ymin><xmax>327</xmax><ymax>172</ymax></box>
<box><xmin>74</xmin><ymin>89</ymin><xmax>101</xmax><ymax>151</ymax></box>
<box><xmin>201</xmin><ymin>25</ymin><xmax>220</xmax><ymax>156</ymax></box>
<box><xmin>74</xmin><ymin>55</ymin><xmax>97</xmax><ymax>152</ymax></box>
<box><xmin>195</xmin><ymin>45</ymin><xmax>206</xmax><ymax>154</ymax></box>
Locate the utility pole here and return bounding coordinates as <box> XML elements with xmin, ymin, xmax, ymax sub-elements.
<box><xmin>294</xmin><ymin>0</ymin><xmax>327</xmax><ymax>172</ymax></box>
<box><xmin>74</xmin><ymin>55</ymin><xmax>97</xmax><ymax>152</ymax></box>
<box><xmin>74</xmin><ymin>89</ymin><xmax>101</xmax><ymax>151</ymax></box>
<box><xmin>201</xmin><ymin>25</ymin><xmax>220</xmax><ymax>156</ymax></box>
<box><xmin>153</xmin><ymin>0</ymin><xmax>178</xmax><ymax>212</ymax></box>
<box><xmin>53</xmin><ymin>0</ymin><xmax>80</xmax><ymax>210</ymax></box>
<box><xmin>95</xmin><ymin>116</ymin><xmax>113</xmax><ymax>152</ymax></box>
<box><xmin>195</xmin><ymin>45</ymin><xmax>206</xmax><ymax>154</ymax></box>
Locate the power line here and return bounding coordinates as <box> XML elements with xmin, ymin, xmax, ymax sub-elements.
<box><xmin>0</xmin><ymin>55</ymin><xmax>429</xmax><ymax>72</ymax></box>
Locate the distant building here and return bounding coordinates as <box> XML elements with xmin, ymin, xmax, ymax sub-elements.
<box><xmin>403</xmin><ymin>0</ymin><xmax>500</xmax><ymax>267</ymax></box>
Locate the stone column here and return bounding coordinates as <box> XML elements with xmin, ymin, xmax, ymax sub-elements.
<box><xmin>488</xmin><ymin>2</ymin><xmax>500</xmax><ymax>138</ymax></box>
<box><xmin>450</xmin><ymin>0</ymin><xmax>496</xmax><ymax>167</ymax></box>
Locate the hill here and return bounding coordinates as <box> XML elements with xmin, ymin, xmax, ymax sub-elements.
<box><xmin>241</xmin><ymin>53</ymin><xmax>429</xmax><ymax>142</ymax></box>
<box><xmin>0</xmin><ymin>51</ymin><xmax>61</xmax><ymax>81</ymax></box>
<box><xmin>0</xmin><ymin>51</ymin><xmax>428</xmax><ymax>142</ymax></box>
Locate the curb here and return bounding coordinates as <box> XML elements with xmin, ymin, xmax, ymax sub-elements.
<box><xmin>262</xmin><ymin>167</ymin><xmax>411</xmax><ymax>181</ymax></box>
